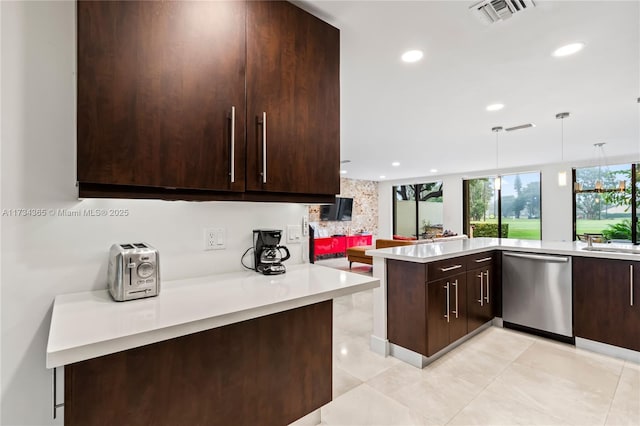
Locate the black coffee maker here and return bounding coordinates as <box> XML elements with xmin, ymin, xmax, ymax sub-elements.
<box><xmin>253</xmin><ymin>229</ymin><xmax>291</xmax><ymax>275</ymax></box>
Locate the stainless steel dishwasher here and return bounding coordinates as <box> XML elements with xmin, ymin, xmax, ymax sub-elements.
<box><xmin>502</xmin><ymin>252</ymin><xmax>573</xmax><ymax>340</ymax></box>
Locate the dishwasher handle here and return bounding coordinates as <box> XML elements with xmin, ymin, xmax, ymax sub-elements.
<box><xmin>503</xmin><ymin>252</ymin><xmax>570</xmax><ymax>263</ymax></box>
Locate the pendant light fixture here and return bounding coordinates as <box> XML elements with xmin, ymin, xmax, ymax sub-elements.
<box><xmin>591</xmin><ymin>142</ymin><xmax>625</xmax><ymax>192</ymax></box>
<box><xmin>555</xmin><ymin>112</ymin><xmax>570</xmax><ymax>187</ymax></box>
<box><xmin>492</xmin><ymin>126</ymin><xmax>503</xmax><ymax>190</ymax></box>
<box><xmin>618</xmin><ymin>179</ymin><xmax>626</xmax><ymax>192</ymax></box>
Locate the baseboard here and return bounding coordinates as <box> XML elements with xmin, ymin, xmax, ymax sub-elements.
<box><xmin>370</xmin><ymin>334</ymin><xmax>389</xmax><ymax>356</ymax></box>
<box><xmin>575</xmin><ymin>337</ymin><xmax>640</xmax><ymax>364</ymax></box>
<box><xmin>388</xmin><ymin>320</ymin><xmax>494</xmax><ymax>369</ymax></box>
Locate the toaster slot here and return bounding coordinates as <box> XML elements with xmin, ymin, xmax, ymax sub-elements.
<box><xmin>134</xmin><ymin>243</ymin><xmax>147</xmax><ymax>248</ymax></box>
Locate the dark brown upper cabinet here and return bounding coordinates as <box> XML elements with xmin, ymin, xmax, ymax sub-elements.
<box><xmin>77</xmin><ymin>1</ymin><xmax>339</xmax><ymax>202</ymax></box>
<box><xmin>77</xmin><ymin>1</ymin><xmax>246</xmax><ymax>193</ymax></box>
<box><xmin>245</xmin><ymin>1</ymin><xmax>340</xmax><ymax>196</ymax></box>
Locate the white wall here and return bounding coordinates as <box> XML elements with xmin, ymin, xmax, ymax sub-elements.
<box><xmin>379</xmin><ymin>160</ymin><xmax>638</xmax><ymax>242</ymax></box>
<box><xmin>0</xmin><ymin>2</ymin><xmax>308</xmax><ymax>424</ymax></box>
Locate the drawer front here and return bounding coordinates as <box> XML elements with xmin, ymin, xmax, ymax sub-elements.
<box><xmin>347</xmin><ymin>235</ymin><xmax>373</xmax><ymax>248</ymax></box>
<box><xmin>465</xmin><ymin>251</ymin><xmax>495</xmax><ymax>269</ymax></box>
<box><xmin>427</xmin><ymin>256</ymin><xmax>467</xmax><ymax>281</ymax></box>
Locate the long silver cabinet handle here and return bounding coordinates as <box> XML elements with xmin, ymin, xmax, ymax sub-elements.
<box><xmin>485</xmin><ymin>270</ymin><xmax>490</xmax><ymax>303</ymax></box>
<box><xmin>631</xmin><ymin>264</ymin><xmax>634</xmax><ymax>307</ymax></box>
<box><xmin>444</xmin><ymin>282</ymin><xmax>450</xmax><ymax>323</ymax></box>
<box><xmin>474</xmin><ymin>257</ymin><xmax>493</xmax><ymax>263</ymax></box>
<box><xmin>439</xmin><ymin>264</ymin><xmax>462</xmax><ymax>272</ymax></box>
<box><xmin>262</xmin><ymin>112</ymin><xmax>267</xmax><ymax>183</ymax></box>
<box><xmin>452</xmin><ymin>279</ymin><xmax>459</xmax><ymax>319</ymax></box>
<box><xmin>478</xmin><ymin>272</ymin><xmax>484</xmax><ymax>306</ymax></box>
<box><xmin>503</xmin><ymin>252</ymin><xmax>570</xmax><ymax>263</ymax></box>
<box><xmin>230</xmin><ymin>106</ymin><xmax>235</xmax><ymax>183</ymax></box>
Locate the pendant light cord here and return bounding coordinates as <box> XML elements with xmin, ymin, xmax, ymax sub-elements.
<box><xmin>560</xmin><ymin>117</ymin><xmax>564</xmax><ymax>162</ymax></box>
<box><xmin>496</xmin><ymin>131</ymin><xmax>499</xmax><ymax>170</ymax></box>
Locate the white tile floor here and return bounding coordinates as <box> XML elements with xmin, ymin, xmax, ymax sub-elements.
<box><xmin>316</xmin><ymin>257</ymin><xmax>640</xmax><ymax>426</ymax></box>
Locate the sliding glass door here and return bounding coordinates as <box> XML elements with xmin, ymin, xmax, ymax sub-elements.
<box><xmin>500</xmin><ymin>172</ymin><xmax>541</xmax><ymax>239</ymax></box>
<box><xmin>463</xmin><ymin>172</ymin><xmax>541</xmax><ymax>240</ymax></box>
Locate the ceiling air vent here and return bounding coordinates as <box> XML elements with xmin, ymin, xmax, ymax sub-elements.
<box><xmin>470</xmin><ymin>0</ymin><xmax>536</xmax><ymax>25</ymax></box>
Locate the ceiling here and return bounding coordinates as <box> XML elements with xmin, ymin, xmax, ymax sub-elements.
<box><xmin>297</xmin><ymin>0</ymin><xmax>640</xmax><ymax>182</ymax></box>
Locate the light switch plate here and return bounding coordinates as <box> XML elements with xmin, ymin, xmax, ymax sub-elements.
<box><xmin>287</xmin><ymin>225</ymin><xmax>302</xmax><ymax>244</ymax></box>
<box><xmin>204</xmin><ymin>227</ymin><xmax>226</xmax><ymax>250</ymax></box>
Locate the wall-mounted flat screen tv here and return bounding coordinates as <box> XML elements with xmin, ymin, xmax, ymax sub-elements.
<box><xmin>337</xmin><ymin>197</ymin><xmax>353</xmax><ymax>221</ymax></box>
<box><xmin>319</xmin><ymin>202</ymin><xmax>339</xmax><ymax>221</ymax></box>
<box><xmin>320</xmin><ymin>197</ymin><xmax>353</xmax><ymax>221</ymax></box>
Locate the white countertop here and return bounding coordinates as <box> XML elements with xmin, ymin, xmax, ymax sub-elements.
<box><xmin>366</xmin><ymin>237</ymin><xmax>640</xmax><ymax>263</ymax></box>
<box><xmin>46</xmin><ymin>264</ymin><xmax>379</xmax><ymax>368</ymax></box>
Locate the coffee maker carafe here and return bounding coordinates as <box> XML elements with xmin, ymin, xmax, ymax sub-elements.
<box><xmin>253</xmin><ymin>229</ymin><xmax>291</xmax><ymax>275</ymax></box>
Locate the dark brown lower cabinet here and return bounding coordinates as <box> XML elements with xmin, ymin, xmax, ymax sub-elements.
<box><xmin>388</xmin><ymin>254</ymin><xmax>498</xmax><ymax>358</ymax></box>
<box><xmin>573</xmin><ymin>257</ymin><xmax>640</xmax><ymax>352</ymax></box>
<box><xmin>427</xmin><ymin>274</ymin><xmax>467</xmax><ymax>356</ymax></box>
<box><xmin>387</xmin><ymin>260</ymin><xmax>427</xmax><ymax>355</ymax></box>
<box><xmin>466</xmin><ymin>264</ymin><xmax>495</xmax><ymax>333</ymax></box>
<box><xmin>64</xmin><ymin>301</ymin><xmax>332</xmax><ymax>426</ymax></box>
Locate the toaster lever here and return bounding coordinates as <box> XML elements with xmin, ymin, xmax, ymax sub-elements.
<box><xmin>127</xmin><ymin>262</ymin><xmax>136</xmax><ymax>269</ymax></box>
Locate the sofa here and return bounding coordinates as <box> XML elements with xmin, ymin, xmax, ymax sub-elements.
<box><xmin>346</xmin><ymin>235</ymin><xmax>467</xmax><ymax>269</ymax></box>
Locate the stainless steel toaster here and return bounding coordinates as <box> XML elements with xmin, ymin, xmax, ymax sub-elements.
<box><xmin>108</xmin><ymin>243</ymin><xmax>160</xmax><ymax>301</ymax></box>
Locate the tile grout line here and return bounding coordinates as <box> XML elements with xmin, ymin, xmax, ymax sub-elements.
<box><xmin>602</xmin><ymin>364</ymin><xmax>625</xmax><ymax>426</ymax></box>
<box><xmin>442</xmin><ymin>341</ymin><xmax>521</xmax><ymax>426</ymax></box>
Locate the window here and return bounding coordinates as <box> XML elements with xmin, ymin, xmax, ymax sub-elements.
<box><xmin>464</xmin><ymin>177</ymin><xmax>499</xmax><ymax>237</ymax></box>
<box><xmin>573</xmin><ymin>163</ymin><xmax>638</xmax><ymax>243</ymax></box>
<box><xmin>393</xmin><ymin>182</ymin><xmax>443</xmax><ymax>239</ymax></box>
<box><xmin>463</xmin><ymin>172</ymin><xmax>541</xmax><ymax>240</ymax></box>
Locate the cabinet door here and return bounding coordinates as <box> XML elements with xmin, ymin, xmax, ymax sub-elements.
<box><xmin>467</xmin><ymin>267</ymin><xmax>485</xmax><ymax>333</ymax></box>
<box><xmin>573</xmin><ymin>257</ymin><xmax>640</xmax><ymax>351</ymax></box>
<box><xmin>387</xmin><ymin>261</ymin><xmax>427</xmax><ymax>355</ymax></box>
<box><xmin>77</xmin><ymin>1</ymin><xmax>246</xmax><ymax>191</ymax></box>
<box><xmin>426</xmin><ymin>278</ymin><xmax>451</xmax><ymax>356</ymax></box>
<box><xmin>448</xmin><ymin>273</ymin><xmax>468</xmax><ymax>343</ymax></box>
<box><xmin>347</xmin><ymin>235</ymin><xmax>373</xmax><ymax>248</ymax></box>
<box><xmin>467</xmin><ymin>265</ymin><xmax>495</xmax><ymax>333</ymax></box>
<box><xmin>246</xmin><ymin>1</ymin><xmax>340</xmax><ymax>195</ymax></box>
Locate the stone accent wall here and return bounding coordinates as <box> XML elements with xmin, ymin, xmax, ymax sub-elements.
<box><xmin>309</xmin><ymin>178</ymin><xmax>379</xmax><ymax>236</ymax></box>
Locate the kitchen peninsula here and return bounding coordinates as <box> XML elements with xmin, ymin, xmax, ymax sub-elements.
<box><xmin>47</xmin><ymin>264</ymin><xmax>379</xmax><ymax>426</ymax></box>
<box><xmin>367</xmin><ymin>238</ymin><xmax>640</xmax><ymax>368</ymax></box>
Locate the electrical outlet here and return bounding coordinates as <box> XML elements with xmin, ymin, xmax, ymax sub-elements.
<box><xmin>204</xmin><ymin>228</ymin><xmax>226</xmax><ymax>250</ymax></box>
<box><xmin>302</xmin><ymin>215</ymin><xmax>309</xmax><ymax>236</ymax></box>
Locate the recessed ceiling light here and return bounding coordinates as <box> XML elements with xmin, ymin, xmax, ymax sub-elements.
<box><xmin>340</xmin><ymin>170</ymin><xmax>347</xmax><ymax>174</ymax></box>
<box><xmin>392</xmin><ymin>162</ymin><xmax>400</xmax><ymax>167</ymax></box>
<box><xmin>401</xmin><ymin>50</ymin><xmax>423</xmax><ymax>63</ymax></box>
<box><xmin>552</xmin><ymin>42</ymin><xmax>585</xmax><ymax>57</ymax></box>
<box><xmin>379</xmin><ymin>175</ymin><xmax>386</xmax><ymax>179</ymax></box>
<box><xmin>486</xmin><ymin>103</ymin><xmax>504</xmax><ymax>112</ymax></box>
<box><xmin>430</xmin><ymin>169</ymin><xmax>438</xmax><ymax>173</ymax></box>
